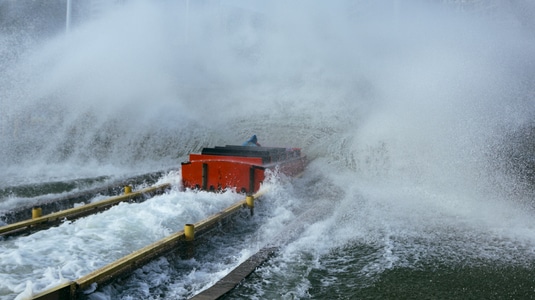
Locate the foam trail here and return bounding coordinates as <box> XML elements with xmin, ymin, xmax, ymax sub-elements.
<box><xmin>0</xmin><ymin>174</ymin><xmax>245</xmax><ymax>298</ymax></box>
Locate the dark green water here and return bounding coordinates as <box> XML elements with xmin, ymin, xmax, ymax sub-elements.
<box><xmin>361</xmin><ymin>265</ymin><xmax>535</xmax><ymax>299</ymax></box>
<box><xmin>2</xmin><ymin>171</ymin><xmax>534</xmax><ymax>300</ymax></box>
<box><xmin>225</xmin><ymin>245</ymin><xmax>535</xmax><ymax>299</ymax></box>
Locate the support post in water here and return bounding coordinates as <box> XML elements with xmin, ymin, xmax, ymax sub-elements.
<box><xmin>184</xmin><ymin>223</ymin><xmax>195</xmax><ymax>259</ymax></box>
<box><xmin>32</xmin><ymin>207</ymin><xmax>42</xmax><ymax>219</ymax></box>
<box><xmin>185</xmin><ymin>223</ymin><xmax>195</xmax><ymax>241</ymax></box>
<box><xmin>246</xmin><ymin>195</ymin><xmax>254</xmax><ymax>216</ymax></box>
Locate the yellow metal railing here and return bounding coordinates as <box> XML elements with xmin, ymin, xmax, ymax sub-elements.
<box><xmin>32</xmin><ymin>190</ymin><xmax>266</xmax><ymax>300</ymax></box>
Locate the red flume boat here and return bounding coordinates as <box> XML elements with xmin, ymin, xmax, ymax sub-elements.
<box><xmin>181</xmin><ymin>145</ymin><xmax>306</xmax><ymax>194</ymax></box>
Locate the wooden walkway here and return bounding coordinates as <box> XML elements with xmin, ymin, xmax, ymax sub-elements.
<box><xmin>190</xmin><ymin>247</ymin><xmax>278</xmax><ymax>300</ymax></box>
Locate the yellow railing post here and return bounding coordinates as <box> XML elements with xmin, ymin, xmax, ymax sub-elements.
<box><xmin>246</xmin><ymin>195</ymin><xmax>254</xmax><ymax>216</ymax></box>
<box><xmin>32</xmin><ymin>207</ymin><xmax>42</xmax><ymax>219</ymax></box>
<box><xmin>184</xmin><ymin>223</ymin><xmax>195</xmax><ymax>259</ymax></box>
<box><xmin>185</xmin><ymin>224</ymin><xmax>195</xmax><ymax>241</ymax></box>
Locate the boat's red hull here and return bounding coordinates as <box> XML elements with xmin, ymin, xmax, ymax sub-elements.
<box><xmin>181</xmin><ymin>146</ymin><xmax>306</xmax><ymax>194</ymax></box>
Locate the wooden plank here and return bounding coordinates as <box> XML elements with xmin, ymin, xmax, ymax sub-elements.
<box><xmin>31</xmin><ymin>281</ymin><xmax>75</xmax><ymax>300</ymax></box>
<box><xmin>189</xmin><ymin>247</ymin><xmax>278</xmax><ymax>300</ymax></box>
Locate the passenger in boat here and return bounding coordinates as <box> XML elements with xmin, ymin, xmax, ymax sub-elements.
<box><xmin>242</xmin><ymin>134</ymin><xmax>261</xmax><ymax>147</ymax></box>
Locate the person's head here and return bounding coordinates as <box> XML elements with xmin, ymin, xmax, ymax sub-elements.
<box><xmin>250</xmin><ymin>135</ymin><xmax>257</xmax><ymax>143</ymax></box>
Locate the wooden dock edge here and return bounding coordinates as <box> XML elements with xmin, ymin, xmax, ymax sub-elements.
<box><xmin>189</xmin><ymin>246</ymin><xmax>278</xmax><ymax>300</ymax></box>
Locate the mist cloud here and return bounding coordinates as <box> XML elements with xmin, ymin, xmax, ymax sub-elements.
<box><xmin>0</xmin><ymin>0</ymin><xmax>534</xmax><ymax>185</ymax></box>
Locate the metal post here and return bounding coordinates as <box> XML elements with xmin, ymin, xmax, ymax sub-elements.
<box><xmin>185</xmin><ymin>224</ymin><xmax>195</xmax><ymax>241</ymax></box>
<box><xmin>32</xmin><ymin>207</ymin><xmax>42</xmax><ymax>219</ymax></box>
<box><xmin>246</xmin><ymin>195</ymin><xmax>254</xmax><ymax>216</ymax></box>
<box><xmin>184</xmin><ymin>223</ymin><xmax>195</xmax><ymax>259</ymax></box>
<box><xmin>66</xmin><ymin>0</ymin><xmax>72</xmax><ymax>34</ymax></box>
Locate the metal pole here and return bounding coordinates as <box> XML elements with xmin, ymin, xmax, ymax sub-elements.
<box><xmin>66</xmin><ymin>0</ymin><xmax>72</xmax><ymax>34</ymax></box>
